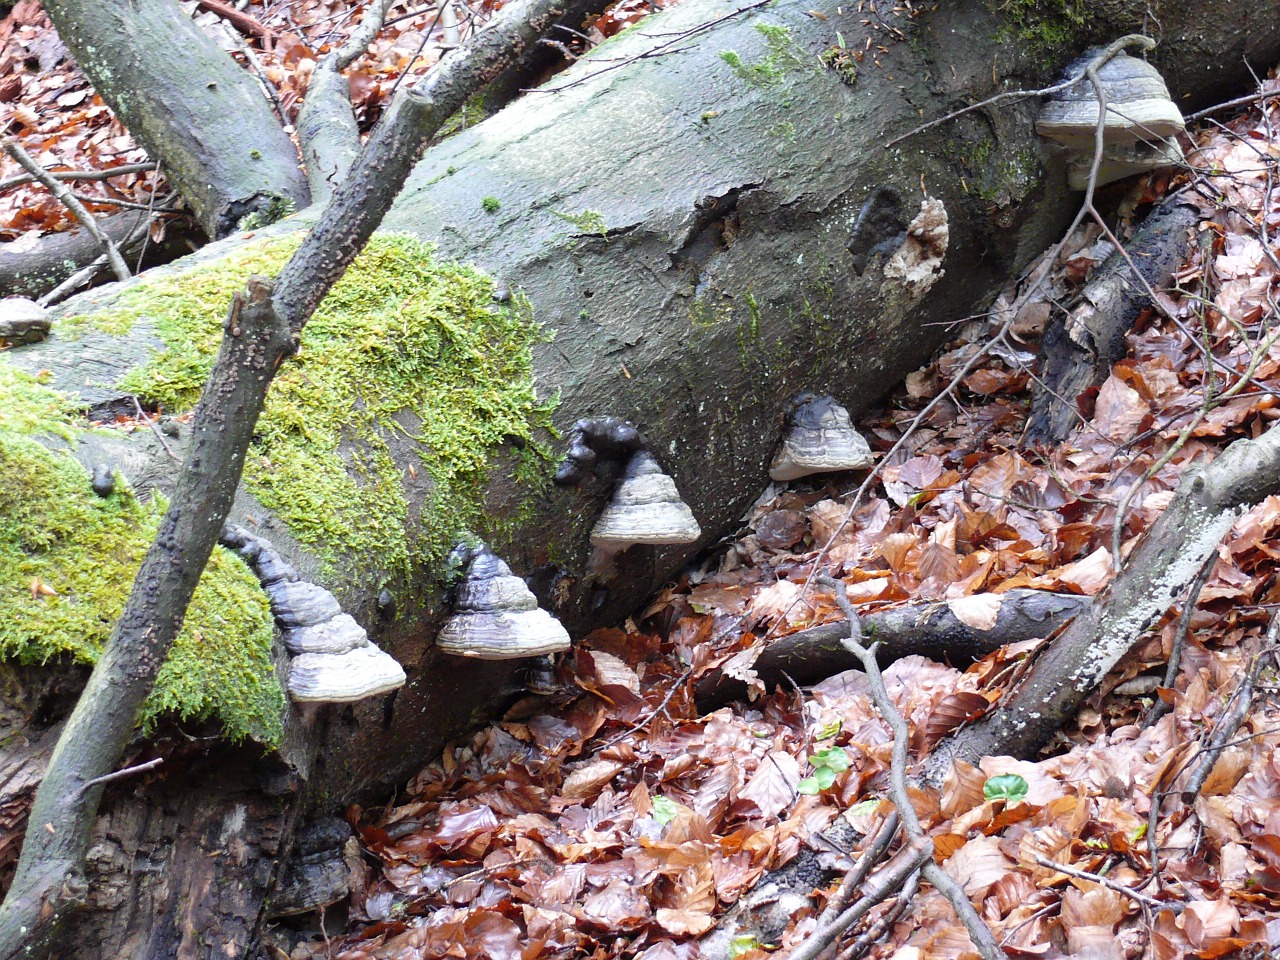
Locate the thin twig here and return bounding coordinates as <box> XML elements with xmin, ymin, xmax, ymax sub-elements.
<box><xmin>1185</xmin><ymin>88</ymin><xmax>1280</xmax><ymax>123</ymax></box>
<box><xmin>132</xmin><ymin>396</ymin><xmax>180</xmax><ymax>461</ymax></box>
<box><xmin>813</xmin><ymin>576</ymin><xmax>1001</xmax><ymax>960</ymax></box>
<box><xmin>80</xmin><ymin>757</ymin><xmax>163</xmax><ymax>792</ymax></box>
<box><xmin>3</xmin><ymin>138</ymin><xmax>131</xmax><ymax>282</ymax></box>
<box><xmin>1179</xmin><ymin>627</ymin><xmax>1268</xmax><ymax>801</ymax></box>
<box><xmin>530</xmin><ymin>0</ymin><xmax>772</xmax><ymax>94</ymax></box>
<box><xmin>0</xmin><ymin>162</ymin><xmax>159</xmax><ymax>193</ymax></box>
<box><xmin>1032</xmin><ymin>854</ymin><xmax>1173</xmax><ymax>911</ymax></box>
<box><xmin>1144</xmin><ymin>552</ymin><xmax>1216</xmax><ymax>728</ymax></box>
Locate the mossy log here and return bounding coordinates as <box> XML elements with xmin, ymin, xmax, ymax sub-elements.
<box><xmin>4</xmin><ymin>0</ymin><xmax>1280</xmax><ymax>954</ymax></box>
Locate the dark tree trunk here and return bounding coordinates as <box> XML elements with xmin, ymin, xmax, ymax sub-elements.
<box><xmin>4</xmin><ymin>0</ymin><xmax>1280</xmax><ymax>954</ymax></box>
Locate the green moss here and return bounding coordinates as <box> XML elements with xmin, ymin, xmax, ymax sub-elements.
<box><xmin>0</xmin><ymin>367</ymin><xmax>282</xmax><ymax>743</ymax></box>
<box><xmin>481</xmin><ymin>196</ymin><xmax>501</xmax><ymax>213</ymax></box>
<box><xmin>719</xmin><ymin>23</ymin><xmax>809</xmax><ymax>87</ymax></box>
<box><xmin>552</xmin><ymin>209</ymin><xmax>609</xmax><ymax>237</ymax></box>
<box><xmin>991</xmin><ymin>0</ymin><xmax>1089</xmax><ymax>51</ymax></box>
<box><xmin>238</xmin><ymin>195</ymin><xmax>298</xmax><ymax>232</ymax></box>
<box><xmin>819</xmin><ymin>43</ymin><xmax>858</xmax><ymax>85</ymax></box>
<box><xmin>72</xmin><ymin>233</ymin><xmax>556</xmax><ymax>580</ymax></box>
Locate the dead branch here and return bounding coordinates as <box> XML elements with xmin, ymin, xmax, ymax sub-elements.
<box><xmin>696</xmin><ymin>589</ymin><xmax>1087</xmax><ymax>709</ymax></box>
<box><xmin>0</xmin><ymin>161</ymin><xmax>159</xmax><ymax>193</ymax></box>
<box><xmin>927</xmin><ymin>419</ymin><xmax>1280</xmax><ymax>781</ymax></box>
<box><xmin>2</xmin><ymin>138</ymin><xmax>131</xmax><ymax>282</ymax></box>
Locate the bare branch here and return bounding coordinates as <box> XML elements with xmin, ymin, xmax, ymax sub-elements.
<box><xmin>3</xmin><ymin>138</ymin><xmax>131</xmax><ymax>282</ymax></box>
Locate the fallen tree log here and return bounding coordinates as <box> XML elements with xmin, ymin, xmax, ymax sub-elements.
<box><xmin>1027</xmin><ymin>199</ymin><xmax>1200</xmax><ymax>443</ymax></box>
<box><xmin>4</xmin><ymin>0</ymin><xmax>1280</xmax><ymax>954</ymax></box>
<box><xmin>0</xmin><ymin>210</ymin><xmax>203</xmax><ymax>300</ymax></box>
<box><xmin>928</xmin><ymin>419</ymin><xmax>1280</xmax><ymax>778</ymax></box>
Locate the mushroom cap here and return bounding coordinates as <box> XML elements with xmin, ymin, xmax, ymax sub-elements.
<box><xmin>769</xmin><ymin>395</ymin><xmax>874</xmax><ymax>482</ymax></box>
<box><xmin>590</xmin><ymin>452</ymin><xmax>701</xmax><ymax>547</ymax></box>
<box><xmin>1066</xmin><ymin>136</ymin><xmax>1184</xmax><ymax>190</ymax></box>
<box><xmin>287</xmin><ymin>645</ymin><xmax>406</xmax><ymax>702</ymax></box>
<box><xmin>1037</xmin><ymin>53</ymin><xmax>1184</xmax><ymax>149</ymax></box>
<box><xmin>268</xmin><ymin>580</ymin><xmax>343</xmax><ymax>629</ymax></box>
<box><xmin>437</xmin><ymin>547</ymin><xmax>572</xmax><ymax>658</ymax></box>
<box><xmin>283</xmin><ymin>613</ymin><xmax>369</xmax><ymax>655</ymax></box>
<box><xmin>437</xmin><ymin>606</ymin><xmax>571</xmax><ymax>658</ymax></box>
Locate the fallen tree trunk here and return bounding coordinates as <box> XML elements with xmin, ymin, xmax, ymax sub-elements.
<box><xmin>0</xmin><ymin>210</ymin><xmax>203</xmax><ymax>300</ymax></box>
<box><xmin>5</xmin><ymin>0</ymin><xmax>1280</xmax><ymax>954</ymax></box>
<box><xmin>928</xmin><ymin>419</ymin><xmax>1280</xmax><ymax>778</ymax></box>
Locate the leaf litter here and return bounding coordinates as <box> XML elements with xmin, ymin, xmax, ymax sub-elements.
<box><xmin>286</xmin><ymin>84</ymin><xmax>1280</xmax><ymax>960</ymax></box>
<box><xmin>9</xmin><ymin>1</ymin><xmax>1280</xmax><ymax>957</ymax></box>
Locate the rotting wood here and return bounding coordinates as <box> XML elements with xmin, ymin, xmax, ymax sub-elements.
<box><xmin>1026</xmin><ymin>200</ymin><xmax>1199</xmax><ymax>443</ymax></box>
<box><xmin>695</xmin><ymin>589</ymin><xmax>1088</xmax><ymax>709</ymax></box>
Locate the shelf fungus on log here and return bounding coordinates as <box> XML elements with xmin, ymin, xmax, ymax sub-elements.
<box><xmin>590</xmin><ymin>450</ymin><xmax>701</xmax><ymax>550</ymax></box>
<box><xmin>437</xmin><ymin>546</ymin><xmax>572</xmax><ymax>659</ymax></box>
<box><xmin>220</xmin><ymin>524</ymin><xmax>407</xmax><ymax>703</ymax></box>
<box><xmin>554</xmin><ymin>416</ymin><xmax>645</xmax><ymax>485</ymax></box>
<box><xmin>769</xmin><ymin>394</ymin><xmax>874</xmax><ymax>482</ymax></box>
<box><xmin>1036</xmin><ymin>50</ymin><xmax>1185</xmax><ymax>189</ymax></box>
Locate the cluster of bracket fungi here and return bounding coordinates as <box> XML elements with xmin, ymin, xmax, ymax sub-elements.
<box><xmin>200</xmin><ymin>394</ymin><xmax>878</xmax><ymax>705</ymax></box>
<box><xmin>220</xmin><ymin>524</ymin><xmax>406</xmax><ymax>704</ymax></box>
<box><xmin>1037</xmin><ymin>49</ymin><xmax>1186</xmax><ymax>190</ymax></box>
<box><xmin>433</xmin><ymin>393</ymin><xmax>875</xmax><ymax>667</ymax></box>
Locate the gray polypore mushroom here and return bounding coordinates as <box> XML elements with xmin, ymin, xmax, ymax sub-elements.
<box><xmin>220</xmin><ymin>524</ymin><xmax>407</xmax><ymax>703</ymax></box>
<box><xmin>1037</xmin><ymin>51</ymin><xmax>1185</xmax><ymax>189</ymax></box>
<box><xmin>437</xmin><ymin>547</ymin><xmax>572</xmax><ymax>659</ymax></box>
<box><xmin>769</xmin><ymin>394</ymin><xmax>874</xmax><ymax>482</ymax></box>
<box><xmin>590</xmin><ymin>451</ymin><xmax>701</xmax><ymax>550</ymax></box>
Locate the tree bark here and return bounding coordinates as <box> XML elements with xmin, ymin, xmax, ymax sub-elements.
<box><xmin>0</xmin><ymin>211</ymin><xmax>203</xmax><ymax>300</ymax></box>
<box><xmin>4</xmin><ymin>0</ymin><xmax>1280</xmax><ymax>954</ymax></box>
<box><xmin>39</xmin><ymin>0</ymin><xmax>310</xmax><ymax>238</ymax></box>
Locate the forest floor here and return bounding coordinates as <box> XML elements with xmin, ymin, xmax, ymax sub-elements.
<box><xmin>292</xmin><ymin>99</ymin><xmax>1280</xmax><ymax>960</ymax></box>
<box><xmin>5</xmin><ymin>3</ymin><xmax>1280</xmax><ymax>960</ymax></box>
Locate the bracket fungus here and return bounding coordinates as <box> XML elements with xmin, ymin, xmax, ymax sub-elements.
<box><xmin>554</xmin><ymin>416</ymin><xmax>645</xmax><ymax>485</ymax></box>
<box><xmin>769</xmin><ymin>394</ymin><xmax>874</xmax><ymax>482</ymax></box>
<box><xmin>220</xmin><ymin>524</ymin><xmax>407</xmax><ymax>703</ymax></box>
<box><xmin>590</xmin><ymin>451</ymin><xmax>701</xmax><ymax>549</ymax></box>
<box><xmin>437</xmin><ymin>546</ymin><xmax>572</xmax><ymax>659</ymax></box>
<box><xmin>1036</xmin><ymin>51</ymin><xmax>1185</xmax><ymax>190</ymax></box>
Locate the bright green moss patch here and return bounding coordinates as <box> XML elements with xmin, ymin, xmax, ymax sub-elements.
<box><xmin>0</xmin><ymin>368</ymin><xmax>283</xmax><ymax>743</ymax></box>
<box><xmin>719</xmin><ymin>23</ymin><xmax>809</xmax><ymax>87</ymax></box>
<box><xmin>78</xmin><ymin>233</ymin><xmax>555</xmax><ymax>578</ymax></box>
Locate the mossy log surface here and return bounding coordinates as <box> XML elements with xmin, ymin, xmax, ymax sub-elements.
<box><xmin>4</xmin><ymin>0</ymin><xmax>1280</xmax><ymax>954</ymax></box>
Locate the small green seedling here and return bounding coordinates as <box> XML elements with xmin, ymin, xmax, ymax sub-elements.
<box><xmin>983</xmin><ymin>773</ymin><xmax>1029</xmax><ymax>803</ymax></box>
<box><xmin>651</xmin><ymin>795</ymin><xmax>680</xmax><ymax>824</ymax></box>
<box><xmin>798</xmin><ymin>745</ymin><xmax>851</xmax><ymax>794</ymax></box>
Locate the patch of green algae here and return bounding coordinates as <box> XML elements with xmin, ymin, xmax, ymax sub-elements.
<box><xmin>81</xmin><ymin>233</ymin><xmax>555</xmax><ymax>579</ymax></box>
<box><xmin>0</xmin><ymin>365</ymin><xmax>283</xmax><ymax>744</ymax></box>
